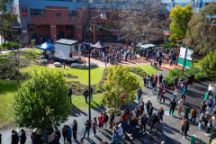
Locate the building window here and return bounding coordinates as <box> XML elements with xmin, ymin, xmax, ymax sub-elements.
<box><xmin>56</xmin><ymin>12</ymin><xmax>62</xmax><ymax>17</ymax></box>
<box><xmin>30</xmin><ymin>9</ymin><xmax>45</xmax><ymax>16</ymax></box>
<box><xmin>69</xmin><ymin>11</ymin><xmax>77</xmax><ymax>17</ymax></box>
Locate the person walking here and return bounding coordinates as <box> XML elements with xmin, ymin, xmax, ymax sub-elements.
<box><xmin>109</xmin><ymin>112</ymin><xmax>115</xmax><ymax>129</ymax></box>
<box><xmin>72</xmin><ymin>120</ymin><xmax>78</xmax><ymax>141</ymax></box>
<box><xmin>11</xmin><ymin>130</ymin><xmax>19</xmax><ymax>144</ymax></box>
<box><xmin>205</xmin><ymin>119</ymin><xmax>213</xmax><ymax>136</ymax></box>
<box><xmin>190</xmin><ymin>108</ymin><xmax>197</xmax><ymax>123</ymax></box>
<box><xmin>183</xmin><ymin>119</ymin><xmax>190</xmax><ymax>138</ymax></box>
<box><xmin>19</xmin><ymin>129</ymin><xmax>26</xmax><ymax>144</ymax></box>
<box><xmin>159</xmin><ymin>74</ymin><xmax>163</xmax><ymax>85</ymax></box>
<box><xmin>169</xmin><ymin>99</ymin><xmax>177</xmax><ymax>115</ymax></box>
<box><xmin>92</xmin><ymin>117</ymin><xmax>98</xmax><ymax>135</ymax></box>
<box><xmin>83</xmin><ymin>120</ymin><xmax>91</xmax><ymax>138</ymax></box>
<box><xmin>177</xmin><ymin>98</ymin><xmax>184</xmax><ymax>117</ymax></box>
<box><xmin>98</xmin><ymin>113</ymin><xmax>105</xmax><ymax>132</ymax></box>
<box><xmin>159</xmin><ymin>89</ymin><xmax>166</xmax><ymax>103</ymax></box>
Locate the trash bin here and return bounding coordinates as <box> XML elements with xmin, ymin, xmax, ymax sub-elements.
<box><xmin>191</xmin><ymin>135</ymin><xmax>197</xmax><ymax>144</ymax></box>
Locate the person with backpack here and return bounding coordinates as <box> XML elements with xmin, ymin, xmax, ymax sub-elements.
<box><xmin>83</xmin><ymin>120</ymin><xmax>91</xmax><ymax>138</ymax></box>
<box><xmin>11</xmin><ymin>130</ymin><xmax>19</xmax><ymax>144</ymax></box>
<box><xmin>19</xmin><ymin>129</ymin><xmax>26</xmax><ymax>144</ymax></box>
<box><xmin>103</xmin><ymin>112</ymin><xmax>109</xmax><ymax>129</ymax></box>
<box><xmin>190</xmin><ymin>108</ymin><xmax>197</xmax><ymax>123</ymax></box>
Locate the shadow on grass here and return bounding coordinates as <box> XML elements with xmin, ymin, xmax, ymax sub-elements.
<box><xmin>0</xmin><ymin>80</ymin><xmax>18</xmax><ymax>94</ymax></box>
<box><xmin>71</xmin><ymin>103</ymin><xmax>87</xmax><ymax>117</ymax></box>
<box><xmin>91</xmin><ymin>100</ymin><xmax>105</xmax><ymax>113</ymax></box>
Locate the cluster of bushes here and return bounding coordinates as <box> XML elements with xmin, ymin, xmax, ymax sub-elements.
<box><xmin>129</xmin><ymin>67</ymin><xmax>147</xmax><ymax>77</ymax></box>
<box><xmin>165</xmin><ymin>67</ymin><xmax>208</xmax><ymax>86</ymax></box>
<box><xmin>0</xmin><ymin>41</ymin><xmax>19</xmax><ymax>50</ymax></box>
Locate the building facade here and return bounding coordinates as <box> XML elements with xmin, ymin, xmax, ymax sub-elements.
<box><xmin>10</xmin><ymin>0</ymin><xmax>216</xmax><ymax>43</ymax></box>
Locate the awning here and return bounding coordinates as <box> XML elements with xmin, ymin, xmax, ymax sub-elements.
<box><xmin>35</xmin><ymin>42</ymin><xmax>54</xmax><ymax>50</ymax></box>
<box><xmin>90</xmin><ymin>41</ymin><xmax>103</xmax><ymax>49</ymax></box>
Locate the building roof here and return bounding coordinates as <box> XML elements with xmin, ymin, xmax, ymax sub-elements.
<box><xmin>55</xmin><ymin>39</ymin><xmax>78</xmax><ymax>45</ymax></box>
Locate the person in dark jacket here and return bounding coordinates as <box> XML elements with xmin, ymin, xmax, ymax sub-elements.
<box><xmin>140</xmin><ymin>113</ymin><xmax>148</xmax><ymax>133</ymax></box>
<box><xmin>83</xmin><ymin>120</ymin><xmax>91</xmax><ymax>138</ymax></box>
<box><xmin>20</xmin><ymin>129</ymin><xmax>26</xmax><ymax>144</ymax></box>
<box><xmin>72</xmin><ymin>120</ymin><xmax>78</xmax><ymax>141</ymax></box>
<box><xmin>68</xmin><ymin>88</ymin><xmax>73</xmax><ymax>103</ymax></box>
<box><xmin>54</xmin><ymin>127</ymin><xmax>61</xmax><ymax>144</ymax></box>
<box><xmin>11</xmin><ymin>130</ymin><xmax>19</xmax><ymax>144</ymax></box>
<box><xmin>83</xmin><ymin>89</ymin><xmax>89</xmax><ymax>103</ymax></box>
<box><xmin>169</xmin><ymin>99</ymin><xmax>177</xmax><ymax>115</ymax></box>
<box><xmin>67</xmin><ymin>126</ymin><xmax>72</xmax><ymax>144</ymax></box>
<box><xmin>183</xmin><ymin>119</ymin><xmax>190</xmax><ymax>138</ymax></box>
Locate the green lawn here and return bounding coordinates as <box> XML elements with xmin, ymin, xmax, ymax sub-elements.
<box><xmin>0</xmin><ymin>80</ymin><xmax>17</xmax><ymax>128</ymax></box>
<box><xmin>21</xmin><ymin>65</ymin><xmax>104</xmax><ymax>85</ymax></box>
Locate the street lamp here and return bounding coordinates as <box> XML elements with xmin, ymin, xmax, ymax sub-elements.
<box><xmin>87</xmin><ymin>0</ymin><xmax>107</xmax><ymax>121</ymax></box>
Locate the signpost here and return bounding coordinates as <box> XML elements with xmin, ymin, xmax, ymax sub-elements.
<box><xmin>178</xmin><ymin>47</ymin><xmax>193</xmax><ymax>74</ymax></box>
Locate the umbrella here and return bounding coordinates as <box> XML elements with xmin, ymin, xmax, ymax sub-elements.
<box><xmin>35</xmin><ymin>42</ymin><xmax>54</xmax><ymax>51</ymax></box>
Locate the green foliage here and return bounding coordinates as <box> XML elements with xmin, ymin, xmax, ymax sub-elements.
<box><xmin>169</xmin><ymin>4</ymin><xmax>192</xmax><ymax>42</ymax></box>
<box><xmin>160</xmin><ymin>42</ymin><xmax>176</xmax><ymax>48</ymax></box>
<box><xmin>13</xmin><ymin>70</ymin><xmax>71</xmax><ymax>130</ymax></box>
<box><xmin>107</xmin><ymin>108</ymin><xmax>122</xmax><ymax>116</ymax></box>
<box><xmin>200</xmin><ymin>50</ymin><xmax>216</xmax><ymax>80</ymax></box>
<box><xmin>184</xmin><ymin>3</ymin><xmax>216</xmax><ymax>55</ymax></box>
<box><xmin>0</xmin><ymin>41</ymin><xmax>19</xmax><ymax>50</ymax></box>
<box><xmin>129</xmin><ymin>67</ymin><xmax>147</xmax><ymax>77</ymax></box>
<box><xmin>103</xmin><ymin>65</ymin><xmax>139</xmax><ymax>109</ymax></box>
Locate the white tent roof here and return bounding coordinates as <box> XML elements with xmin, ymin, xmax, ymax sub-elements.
<box><xmin>137</xmin><ymin>43</ymin><xmax>156</xmax><ymax>49</ymax></box>
<box><xmin>55</xmin><ymin>39</ymin><xmax>77</xmax><ymax>45</ymax></box>
<box><xmin>90</xmin><ymin>41</ymin><xmax>103</xmax><ymax>49</ymax></box>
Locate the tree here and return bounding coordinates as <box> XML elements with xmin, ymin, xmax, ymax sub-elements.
<box><xmin>0</xmin><ymin>0</ymin><xmax>18</xmax><ymax>41</ymax></box>
<box><xmin>200</xmin><ymin>50</ymin><xmax>216</xmax><ymax>80</ymax></box>
<box><xmin>169</xmin><ymin>4</ymin><xmax>192</xmax><ymax>42</ymax></box>
<box><xmin>103</xmin><ymin>66</ymin><xmax>139</xmax><ymax>109</ymax></box>
<box><xmin>184</xmin><ymin>3</ymin><xmax>216</xmax><ymax>55</ymax></box>
<box><xmin>101</xmin><ymin>0</ymin><xmax>169</xmax><ymax>43</ymax></box>
<box><xmin>13</xmin><ymin>70</ymin><xmax>71</xmax><ymax>131</ymax></box>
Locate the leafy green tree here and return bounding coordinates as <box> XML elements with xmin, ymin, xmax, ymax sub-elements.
<box><xmin>0</xmin><ymin>0</ymin><xmax>17</xmax><ymax>41</ymax></box>
<box><xmin>13</xmin><ymin>70</ymin><xmax>71</xmax><ymax>131</ymax></box>
<box><xmin>184</xmin><ymin>3</ymin><xmax>216</xmax><ymax>55</ymax></box>
<box><xmin>103</xmin><ymin>66</ymin><xmax>139</xmax><ymax>109</ymax></box>
<box><xmin>200</xmin><ymin>50</ymin><xmax>216</xmax><ymax>80</ymax></box>
<box><xmin>169</xmin><ymin>4</ymin><xmax>192</xmax><ymax>42</ymax></box>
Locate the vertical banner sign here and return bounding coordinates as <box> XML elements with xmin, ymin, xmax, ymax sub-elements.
<box><xmin>178</xmin><ymin>47</ymin><xmax>193</xmax><ymax>69</ymax></box>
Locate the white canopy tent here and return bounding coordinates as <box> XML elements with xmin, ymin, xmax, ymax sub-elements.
<box><xmin>90</xmin><ymin>41</ymin><xmax>103</xmax><ymax>49</ymax></box>
<box><xmin>136</xmin><ymin>43</ymin><xmax>156</xmax><ymax>49</ymax></box>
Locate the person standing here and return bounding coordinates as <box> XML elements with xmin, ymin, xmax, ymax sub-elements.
<box><xmin>140</xmin><ymin>113</ymin><xmax>148</xmax><ymax>133</ymax></box>
<box><xmin>66</xmin><ymin>126</ymin><xmax>72</xmax><ymax>144</ymax></box>
<box><xmin>158</xmin><ymin>106</ymin><xmax>164</xmax><ymax>121</ymax></box>
<box><xmin>68</xmin><ymin>88</ymin><xmax>73</xmax><ymax>103</ymax></box>
<box><xmin>83</xmin><ymin>120</ymin><xmax>91</xmax><ymax>138</ymax></box>
<box><xmin>83</xmin><ymin>89</ymin><xmax>89</xmax><ymax>103</ymax></box>
<box><xmin>54</xmin><ymin>127</ymin><xmax>61</xmax><ymax>144</ymax></box>
<box><xmin>11</xmin><ymin>130</ymin><xmax>19</xmax><ymax>144</ymax></box>
<box><xmin>72</xmin><ymin>120</ymin><xmax>78</xmax><ymax>141</ymax></box>
<box><xmin>19</xmin><ymin>129</ymin><xmax>26</xmax><ymax>144</ymax></box>
<box><xmin>137</xmin><ymin>88</ymin><xmax>142</xmax><ymax>102</ymax></box>
<box><xmin>183</xmin><ymin>119</ymin><xmax>190</xmax><ymax>138</ymax></box>
<box><xmin>98</xmin><ymin>113</ymin><xmax>105</xmax><ymax>132</ymax></box>
<box><xmin>177</xmin><ymin>98</ymin><xmax>184</xmax><ymax>117</ymax></box>
<box><xmin>103</xmin><ymin>112</ymin><xmax>109</xmax><ymax>129</ymax></box>
<box><xmin>92</xmin><ymin>117</ymin><xmax>98</xmax><ymax>135</ymax></box>
<box><xmin>109</xmin><ymin>112</ymin><xmax>115</xmax><ymax>129</ymax></box>
<box><xmin>190</xmin><ymin>108</ymin><xmax>197</xmax><ymax>123</ymax></box>
<box><xmin>184</xmin><ymin>104</ymin><xmax>190</xmax><ymax>119</ymax></box>
<box><xmin>169</xmin><ymin>99</ymin><xmax>177</xmax><ymax>115</ymax></box>
<box><xmin>159</xmin><ymin>74</ymin><xmax>163</xmax><ymax>85</ymax></box>
<box><xmin>0</xmin><ymin>133</ymin><xmax>2</xmax><ymax>144</ymax></box>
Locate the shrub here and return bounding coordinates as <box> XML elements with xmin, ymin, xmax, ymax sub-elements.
<box><xmin>107</xmin><ymin>108</ymin><xmax>122</xmax><ymax>116</ymax></box>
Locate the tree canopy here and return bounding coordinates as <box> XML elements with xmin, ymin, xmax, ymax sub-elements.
<box><xmin>200</xmin><ymin>50</ymin><xmax>216</xmax><ymax>80</ymax></box>
<box><xmin>13</xmin><ymin>70</ymin><xmax>71</xmax><ymax>130</ymax></box>
<box><xmin>102</xmin><ymin>66</ymin><xmax>139</xmax><ymax>109</ymax></box>
<box><xmin>169</xmin><ymin>4</ymin><xmax>192</xmax><ymax>42</ymax></box>
<box><xmin>184</xmin><ymin>3</ymin><xmax>216</xmax><ymax>55</ymax></box>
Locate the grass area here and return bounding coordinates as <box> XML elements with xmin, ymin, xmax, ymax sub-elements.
<box><xmin>21</xmin><ymin>65</ymin><xmax>104</xmax><ymax>85</ymax></box>
<box><xmin>0</xmin><ymin>80</ymin><xmax>17</xmax><ymax>128</ymax></box>
<box><xmin>135</xmin><ymin>65</ymin><xmax>161</xmax><ymax>75</ymax></box>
